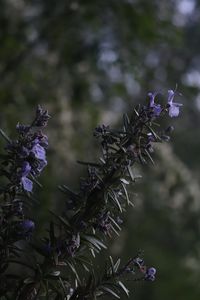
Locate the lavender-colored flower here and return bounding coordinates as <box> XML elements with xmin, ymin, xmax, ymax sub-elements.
<box><xmin>20</xmin><ymin>161</ymin><xmax>33</xmax><ymax>191</ymax></box>
<box><xmin>167</xmin><ymin>90</ymin><xmax>183</xmax><ymax>118</ymax></box>
<box><xmin>18</xmin><ymin>219</ymin><xmax>35</xmax><ymax>239</ymax></box>
<box><xmin>21</xmin><ymin>161</ymin><xmax>31</xmax><ymax>177</ymax></box>
<box><xmin>148</xmin><ymin>92</ymin><xmax>162</xmax><ymax>117</ymax></box>
<box><xmin>2</xmin><ymin>106</ymin><xmax>49</xmax><ymax>195</ymax></box>
<box><xmin>21</xmin><ymin>176</ymin><xmax>33</xmax><ymax>192</ymax></box>
<box><xmin>145</xmin><ymin>267</ymin><xmax>156</xmax><ymax>281</ymax></box>
<box><xmin>21</xmin><ymin>219</ymin><xmax>35</xmax><ymax>232</ymax></box>
<box><xmin>31</xmin><ymin>143</ymin><xmax>46</xmax><ymax>161</ymax></box>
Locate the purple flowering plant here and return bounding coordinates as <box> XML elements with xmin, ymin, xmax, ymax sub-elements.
<box><xmin>0</xmin><ymin>90</ymin><xmax>182</xmax><ymax>299</ymax></box>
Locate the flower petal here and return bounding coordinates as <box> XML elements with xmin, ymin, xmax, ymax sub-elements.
<box><xmin>31</xmin><ymin>144</ymin><xmax>46</xmax><ymax>160</ymax></box>
<box><xmin>21</xmin><ymin>161</ymin><xmax>31</xmax><ymax>177</ymax></box>
<box><xmin>167</xmin><ymin>89</ymin><xmax>175</xmax><ymax>104</ymax></box>
<box><xmin>21</xmin><ymin>177</ymin><xmax>33</xmax><ymax>192</ymax></box>
<box><xmin>169</xmin><ymin>104</ymin><xmax>182</xmax><ymax>117</ymax></box>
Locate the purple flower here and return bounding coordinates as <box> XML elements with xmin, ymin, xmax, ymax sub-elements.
<box><xmin>21</xmin><ymin>219</ymin><xmax>35</xmax><ymax>232</ymax></box>
<box><xmin>21</xmin><ymin>161</ymin><xmax>31</xmax><ymax>177</ymax></box>
<box><xmin>19</xmin><ymin>162</ymin><xmax>33</xmax><ymax>192</ymax></box>
<box><xmin>3</xmin><ymin>106</ymin><xmax>49</xmax><ymax>194</ymax></box>
<box><xmin>167</xmin><ymin>90</ymin><xmax>183</xmax><ymax>118</ymax></box>
<box><xmin>148</xmin><ymin>92</ymin><xmax>162</xmax><ymax>117</ymax></box>
<box><xmin>21</xmin><ymin>176</ymin><xmax>33</xmax><ymax>192</ymax></box>
<box><xmin>145</xmin><ymin>267</ymin><xmax>156</xmax><ymax>281</ymax></box>
<box><xmin>19</xmin><ymin>219</ymin><xmax>35</xmax><ymax>238</ymax></box>
<box><xmin>31</xmin><ymin>143</ymin><xmax>46</xmax><ymax>161</ymax></box>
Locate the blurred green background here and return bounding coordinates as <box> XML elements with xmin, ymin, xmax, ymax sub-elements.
<box><xmin>1</xmin><ymin>0</ymin><xmax>200</xmax><ymax>299</ymax></box>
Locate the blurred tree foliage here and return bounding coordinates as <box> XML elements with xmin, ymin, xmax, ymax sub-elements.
<box><xmin>0</xmin><ymin>0</ymin><xmax>200</xmax><ymax>299</ymax></box>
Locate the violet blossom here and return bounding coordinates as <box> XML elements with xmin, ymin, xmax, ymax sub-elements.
<box><xmin>20</xmin><ymin>219</ymin><xmax>35</xmax><ymax>238</ymax></box>
<box><xmin>148</xmin><ymin>92</ymin><xmax>162</xmax><ymax>117</ymax></box>
<box><xmin>4</xmin><ymin>107</ymin><xmax>49</xmax><ymax>193</ymax></box>
<box><xmin>167</xmin><ymin>89</ymin><xmax>183</xmax><ymax>118</ymax></box>
<box><xmin>145</xmin><ymin>267</ymin><xmax>157</xmax><ymax>281</ymax></box>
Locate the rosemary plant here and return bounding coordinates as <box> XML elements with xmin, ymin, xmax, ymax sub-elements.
<box><xmin>0</xmin><ymin>90</ymin><xmax>182</xmax><ymax>299</ymax></box>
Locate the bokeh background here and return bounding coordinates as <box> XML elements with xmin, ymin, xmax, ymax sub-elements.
<box><xmin>0</xmin><ymin>0</ymin><xmax>200</xmax><ymax>299</ymax></box>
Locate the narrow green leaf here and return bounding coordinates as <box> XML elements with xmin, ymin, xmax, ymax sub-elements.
<box><xmin>114</xmin><ymin>259</ymin><xmax>121</xmax><ymax>273</ymax></box>
<box><xmin>48</xmin><ymin>271</ymin><xmax>61</xmax><ymax>277</ymax></box>
<box><xmin>118</xmin><ymin>281</ymin><xmax>129</xmax><ymax>297</ymax></box>
<box><xmin>74</xmin><ymin>256</ymin><xmax>92</xmax><ymax>267</ymax></box>
<box><xmin>120</xmin><ymin>178</ymin><xmax>129</xmax><ymax>185</ymax></box>
<box><xmin>99</xmin><ymin>157</ymin><xmax>106</xmax><ymax>164</ymax></box>
<box><xmin>127</xmin><ymin>165</ymin><xmax>134</xmax><ymax>181</ymax></box>
<box><xmin>133</xmin><ymin>108</ymin><xmax>139</xmax><ymax>117</ymax></box>
<box><xmin>144</xmin><ymin>149</ymin><xmax>155</xmax><ymax>165</ymax></box>
<box><xmin>108</xmin><ymin>191</ymin><xmax>122</xmax><ymax>213</ymax></box>
<box><xmin>109</xmin><ymin>216</ymin><xmax>121</xmax><ymax>231</ymax></box>
<box><xmin>90</xmin><ymin>248</ymin><xmax>96</xmax><ymax>257</ymax></box>
<box><xmin>121</xmin><ymin>182</ymin><xmax>130</xmax><ymax>205</ymax></box>
<box><xmin>82</xmin><ymin>235</ymin><xmax>107</xmax><ymax>250</ymax></box>
<box><xmin>67</xmin><ymin>261</ymin><xmax>81</xmax><ymax>283</ymax></box>
<box><xmin>144</xmin><ymin>124</ymin><xmax>162</xmax><ymax>141</ymax></box>
<box><xmin>0</xmin><ymin>129</ymin><xmax>11</xmax><ymax>143</ymax></box>
<box><xmin>110</xmin><ymin>224</ymin><xmax>120</xmax><ymax>236</ymax></box>
<box><xmin>109</xmin><ymin>256</ymin><xmax>114</xmax><ymax>268</ymax></box>
<box><xmin>30</xmin><ymin>174</ymin><xmax>42</xmax><ymax>187</ymax></box>
<box><xmin>101</xmin><ymin>286</ymin><xmax>120</xmax><ymax>299</ymax></box>
<box><xmin>123</xmin><ymin>114</ymin><xmax>130</xmax><ymax>132</ymax></box>
<box><xmin>108</xmin><ymin>256</ymin><xmax>115</xmax><ymax>276</ymax></box>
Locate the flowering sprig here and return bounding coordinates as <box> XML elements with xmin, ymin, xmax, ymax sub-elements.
<box><xmin>0</xmin><ymin>90</ymin><xmax>182</xmax><ymax>299</ymax></box>
<box><xmin>27</xmin><ymin>89</ymin><xmax>180</xmax><ymax>299</ymax></box>
<box><xmin>2</xmin><ymin>106</ymin><xmax>50</xmax><ymax>193</ymax></box>
<box><xmin>0</xmin><ymin>105</ymin><xmax>50</xmax><ymax>294</ymax></box>
<box><xmin>69</xmin><ymin>254</ymin><xmax>156</xmax><ymax>299</ymax></box>
<box><xmin>167</xmin><ymin>89</ymin><xmax>183</xmax><ymax>117</ymax></box>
